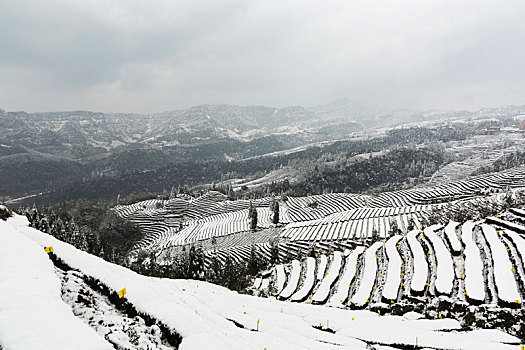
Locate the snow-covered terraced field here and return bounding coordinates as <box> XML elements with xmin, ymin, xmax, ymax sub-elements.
<box><xmin>351</xmin><ymin>241</ymin><xmax>384</xmax><ymax>307</ymax></box>
<box><xmin>311</xmin><ymin>251</ymin><xmax>344</xmax><ymax>304</ymax></box>
<box><xmin>255</xmin><ymin>212</ymin><xmax>525</xmax><ymax>313</ymax></box>
<box><xmin>113</xmin><ymin>166</ymin><xmax>525</xmax><ymax>259</ymax></box>
<box><xmin>328</xmin><ymin>247</ymin><xmax>365</xmax><ymax>306</ymax></box>
<box><xmin>461</xmin><ymin>221</ymin><xmax>486</xmax><ymax>302</ymax></box>
<box><xmin>280</xmin><ymin>205</ymin><xmax>432</xmax><ymax>241</ymax></box>
<box><xmin>3</xmin><ymin>215</ymin><xmax>522</xmax><ymax>350</ymax></box>
<box><xmin>481</xmin><ymin>224</ymin><xmax>521</xmax><ymax>305</ymax></box>
<box><xmin>290</xmin><ymin>257</ymin><xmax>316</xmax><ymax>302</ymax></box>
<box><xmin>381</xmin><ymin>235</ymin><xmax>403</xmax><ymax>301</ymax></box>
<box><xmin>407</xmin><ymin>229</ymin><xmax>429</xmax><ymax>294</ymax></box>
<box><xmin>424</xmin><ymin>225</ymin><xmax>454</xmax><ymax>295</ymax></box>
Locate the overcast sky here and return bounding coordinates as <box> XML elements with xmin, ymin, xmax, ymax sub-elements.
<box><xmin>1</xmin><ymin>0</ymin><xmax>525</xmax><ymax>113</ymax></box>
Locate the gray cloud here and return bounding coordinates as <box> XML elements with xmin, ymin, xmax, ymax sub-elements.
<box><xmin>1</xmin><ymin>0</ymin><xmax>525</xmax><ymax>113</ymax></box>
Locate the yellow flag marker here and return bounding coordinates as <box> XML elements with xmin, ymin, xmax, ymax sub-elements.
<box><xmin>516</xmin><ymin>300</ymin><xmax>521</xmax><ymax>304</ymax></box>
<box><xmin>244</xmin><ymin>311</ymin><xmax>246</xmax><ymax>314</ymax></box>
<box><xmin>426</xmin><ymin>283</ymin><xmax>430</xmax><ymax>286</ymax></box>
<box><xmin>464</xmin><ymin>291</ymin><xmax>467</xmax><ymax>295</ymax></box>
<box><xmin>44</xmin><ymin>246</ymin><xmax>53</xmax><ymax>253</ymax></box>
<box><xmin>391</xmin><ymin>300</ymin><xmax>394</xmax><ymax>304</ymax></box>
<box><xmin>378</xmin><ymin>310</ymin><xmax>381</xmax><ymax>314</ymax></box>
<box><xmin>439</xmin><ymin>315</ymin><xmax>442</xmax><ymax>319</ymax></box>
<box><xmin>348</xmin><ymin>285</ymin><xmax>351</xmax><ymax>288</ymax></box>
<box><xmin>401</xmin><ymin>283</ymin><xmax>404</xmax><ymax>286</ymax></box>
<box><xmin>118</xmin><ymin>288</ymin><xmax>127</xmax><ymax>298</ymax></box>
<box><xmin>352</xmin><ymin>317</ymin><xmax>354</xmax><ymax>321</ymax></box>
<box><xmin>340</xmin><ymin>299</ymin><xmax>343</xmax><ymax>303</ymax></box>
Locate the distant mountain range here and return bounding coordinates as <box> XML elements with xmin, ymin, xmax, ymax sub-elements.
<box><xmin>1</xmin><ymin>100</ymin><xmax>524</xmax><ymax>202</ymax></box>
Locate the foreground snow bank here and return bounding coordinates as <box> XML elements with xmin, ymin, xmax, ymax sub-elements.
<box><xmin>2</xmin><ymin>215</ymin><xmax>522</xmax><ymax>350</ymax></box>
<box><xmin>0</xmin><ymin>220</ymin><xmax>112</xmax><ymax>350</ymax></box>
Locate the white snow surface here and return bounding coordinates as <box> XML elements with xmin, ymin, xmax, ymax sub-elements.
<box><xmin>461</xmin><ymin>221</ymin><xmax>485</xmax><ymax>301</ymax></box>
<box><xmin>279</xmin><ymin>259</ymin><xmax>301</xmax><ymax>299</ymax></box>
<box><xmin>424</xmin><ymin>225</ymin><xmax>454</xmax><ymax>295</ymax></box>
<box><xmin>274</xmin><ymin>264</ymin><xmax>287</xmax><ymax>294</ymax></box>
<box><xmin>505</xmin><ymin>229</ymin><xmax>525</xmax><ymax>261</ymax></box>
<box><xmin>382</xmin><ymin>235</ymin><xmax>403</xmax><ymax>301</ymax></box>
<box><xmin>445</xmin><ymin>221</ymin><xmax>463</xmax><ymax>253</ymax></box>
<box><xmin>316</xmin><ymin>254</ymin><xmax>328</xmax><ymax>280</ymax></box>
<box><xmin>351</xmin><ymin>242</ymin><xmax>384</xmax><ymax>306</ymax></box>
<box><xmin>312</xmin><ymin>251</ymin><xmax>343</xmax><ymax>303</ymax></box>
<box><xmin>0</xmin><ymin>219</ymin><xmax>113</xmax><ymax>350</ymax></box>
<box><xmin>407</xmin><ymin>229</ymin><xmax>428</xmax><ymax>292</ymax></box>
<box><xmin>290</xmin><ymin>257</ymin><xmax>315</xmax><ymax>301</ymax></box>
<box><xmin>480</xmin><ymin>224</ymin><xmax>521</xmax><ymax>303</ymax></box>
<box><xmin>329</xmin><ymin>246</ymin><xmax>365</xmax><ymax>306</ymax></box>
<box><xmin>1</xmin><ymin>215</ymin><xmax>522</xmax><ymax>350</ymax></box>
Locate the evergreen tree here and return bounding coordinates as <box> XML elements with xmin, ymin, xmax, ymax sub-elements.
<box><xmin>389</xmin><ymin>218</ymin><xmax>400</xmax><ymax>236</ymax></box>
<box><xmin>188</xmin><ymin>245</ymin><xmax>205</xmax><ymax>280</ymax></box>
<box><xmin>248</xmin><ymin>202</ymin><xmax>258</xmax><ymax>231</ymax></box>
<box><xmin>206</xmin><ymin>256</ymin><xmax>223</xmax><ymax>283</ymax></box>
<box><xmin>371</xmin><ymin>229</ymin><xmax>380</xmax><ymax>243</ymax></box>
<box><xmin>270</xmin><ymin>238</ymin><xmax>280</xmax><ymax>264</ymax></box>
<box><xmin>270</xmin><ymin>197</ymin><xmax>279</xmax><ymax>225</ymax></box>
<box><xmin>407</xmin><ymin>217</ymin><xmax>415</xmax><ymax>231</ymax></box>
<box><xmin>247</xmin><ymin>245</ymin><xmax>267</xmax><ymax>276</ymax></box>
<box><xmin>227</xmin><ymin>184</ymin><xmax>235</xmax><ymax>200</ymax></box>
<box><xmin>309</xmin><ymin>243</ymin><xmax>317</xmax><ymax>257</ymax></box>
<box><xmin>148</xmin><ymin>252</ymin><xmax>159</xmax><ymax>276</ymax></box>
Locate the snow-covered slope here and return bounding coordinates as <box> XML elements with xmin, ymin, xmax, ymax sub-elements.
<box><xmin>0</xmin><ymin>220</ymin><xmax>112</xmax><ymax>350</ymax></box>
<box><xmin>1</xmin><ymin>215</ymin><xmax>521</xmax><ymax>350</ymax></box>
